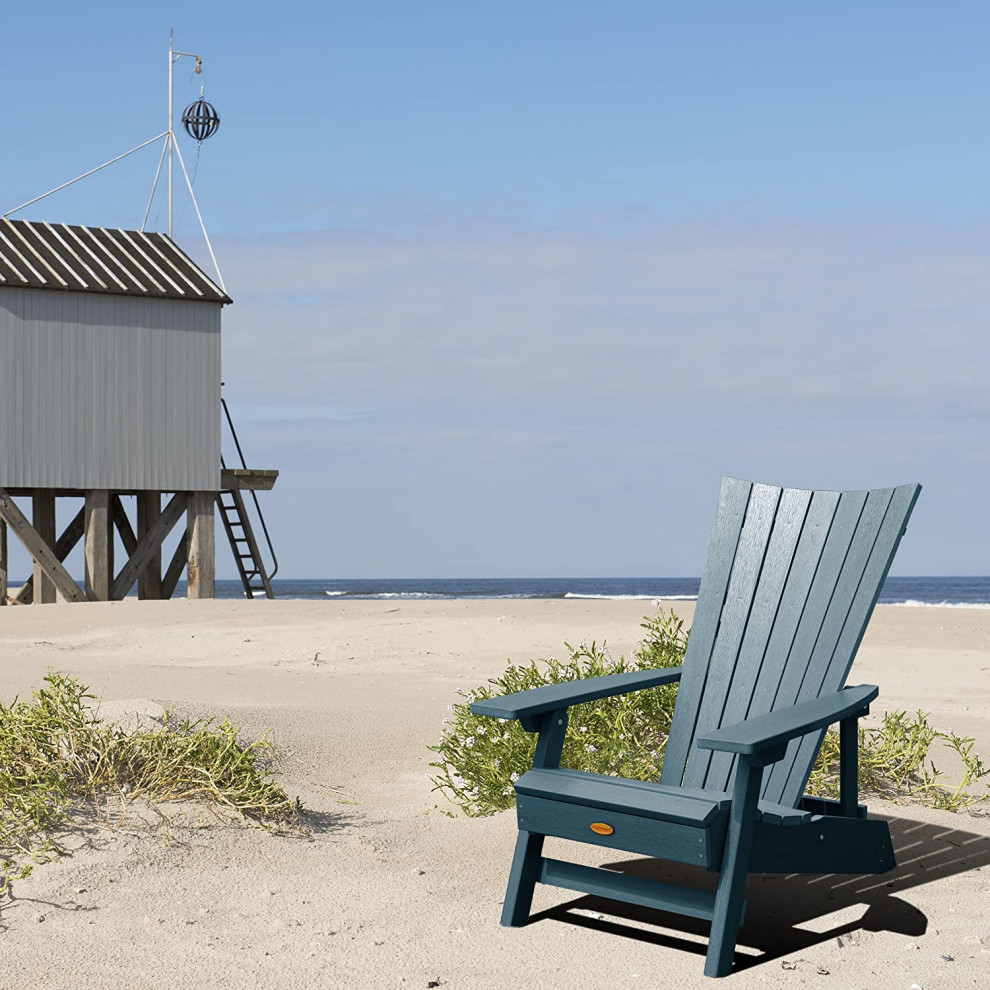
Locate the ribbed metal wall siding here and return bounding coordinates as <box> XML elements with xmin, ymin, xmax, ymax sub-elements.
<box><xmin>0</xmin><ymin>287</ymin><xmax>221</xmax><ymax>491</ymax></box>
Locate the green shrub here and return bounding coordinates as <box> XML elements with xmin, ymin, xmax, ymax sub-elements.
<box><xmin>1</xmin><ymin>672</ymin><xmax>304</xmax><ymax>896</ymax></box>
<box><xmin>808</xmin><ymin>709</ymin><xmax>990</xmax><ymax>812</ymax></box>
<box><xmin>429</xmin><ymin>609</ymin><xmax>686</xmax><ymax>816</ymax></box>
<box><xmin>430</xmin><ymin>608</ymin><xmax>990</xmax><ymax>816</ymax></box>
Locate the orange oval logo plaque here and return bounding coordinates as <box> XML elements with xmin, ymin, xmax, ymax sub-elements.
<box><xmin>590</xmin><ymin>822</ymin><xmax>614</xmax><ymax>836</ymax></box>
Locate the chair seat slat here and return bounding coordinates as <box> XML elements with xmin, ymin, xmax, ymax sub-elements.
<box><xmin>515</xmin><ymin>768</ymin><xmax>814</xmax><ymax>828</ymax></box>
<box><xmin>516</xmin><ymin>768</ymin><xmax>728</xmax><ymax>826</ymax></box>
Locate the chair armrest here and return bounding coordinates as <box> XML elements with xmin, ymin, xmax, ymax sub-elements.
<box><xmin>696</xmin><ymin>684</ymin><xmax>878</xmax><ymax>758</ymax></box>
<box><xmin>470</xmin><ymin>668</ymin><xmax>683</xmax><ymax>725</ymax></box>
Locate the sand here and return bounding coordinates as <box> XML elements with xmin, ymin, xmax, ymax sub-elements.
<box><xmin>0</xmin><ymin>598</ymin><xmax>988</xmax><ymax>989</ymax></box>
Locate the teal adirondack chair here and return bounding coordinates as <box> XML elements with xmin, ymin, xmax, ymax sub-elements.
<box><xmin>471</xmin><ymin>478</ymin><xmax>920</xmax><ymax>978</ymax></box>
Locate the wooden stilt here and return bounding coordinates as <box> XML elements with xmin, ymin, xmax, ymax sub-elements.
<box><xmin>136</xmin><ymin>491</ymin><xmax>163</xmax><ymax>600</ymax></box>
<box><xmin>187</xmin><ymin>492</ymin><xmax>216</xmax><ymax>599</ymax></box>
<box><xmin>33</xmin><ymin>489</ymin><xmax>57</xmax><ymax>604</ymax></box>
<box><xmin>15</xmin><ymin>505</ymin><xmax>86</xmax><ymax>605</ymax></box>
<box><xmin>84</xmin><ymin>490</ymin><xmax>113</xmax><ymax>601</ymax></box>
<box><xmin>0</xmin><ymin>518</ymin><xmax>7</xmax><ymax>605</ymax></box>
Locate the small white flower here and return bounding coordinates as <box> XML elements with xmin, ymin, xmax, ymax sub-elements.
<box><xmin>464</xmin><ymin>736</ymin><xmax>475</xmax><ymax>747</ymax></box>
<box><xmin>454</xmin><ymin>687</ymin><xmax>465</xmax><ymax>696</ymax></box>
<box><xmin>476</xmin><ymin>726</ymin><xmax>487</xmax><ymax>735</ymax></box>
<box><xmin>586</xmin><ymin>745</ymin><xmax>597</xmax><ymax>753</ymax></box>
<box><xmin>580</xmin><ymin>727</ymin><xmax>589</xmax><ymax>733</ymax></box>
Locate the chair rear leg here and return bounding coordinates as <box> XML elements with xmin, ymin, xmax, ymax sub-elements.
<box><xmin>501</xmin><ymin>829</ymin><xmax>545</xmax><ymax>926</ymax></box>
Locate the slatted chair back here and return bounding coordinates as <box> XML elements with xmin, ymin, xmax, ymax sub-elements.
<box><xmin>659</xmin><ymin>478</ymin><xmax>920</xmax><ymax>807</ymax></box>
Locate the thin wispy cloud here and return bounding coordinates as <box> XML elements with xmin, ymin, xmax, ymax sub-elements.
<box><xmin>203</xmin><ymin>207</ymin><xmax>989</xmax><ymax>577</ymax></box>
<box><xmin>218</xmin><ymin>212</ymin><xmax>990</xmax><ymax>411</ymax></box>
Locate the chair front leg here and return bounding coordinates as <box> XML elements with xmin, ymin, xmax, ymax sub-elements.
<box><xmin>523</xmin><ymin>707</ymin><xmax>569</xmax><ymax>769</ymax></box>
<box><xmin>501</xmin><ymin>829</ymin><xmax>546</xmax><ymax>926</ymax></box>
<box><xmin>705</xmin><ymin>754</ymin><xmax>767</xmax><ymax>978</ymax></box>
<box><xmin>501</xmin><ymin>708</ymin><xmax>568</xmax><ymax>927</ymax></box>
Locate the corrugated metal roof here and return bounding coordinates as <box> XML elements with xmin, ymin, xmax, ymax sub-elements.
<box><xmin>0</xmin><ymin>219</ymin><xmax>231</xmax><ymax>304</ymax></box>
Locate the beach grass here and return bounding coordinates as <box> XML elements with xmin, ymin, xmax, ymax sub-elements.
<box><xmin>0</xmin><ymin>672</ymin><xmax>304</xmax><ymax>895</ymax></box>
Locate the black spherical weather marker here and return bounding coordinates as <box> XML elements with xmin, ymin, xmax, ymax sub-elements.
<box><xmin>181</xmin><ymin>98</ymin><xmax>220</xmax><ymax>141</ymax></box>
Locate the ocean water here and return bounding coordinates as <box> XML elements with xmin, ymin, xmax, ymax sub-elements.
<box><xmin>207</xmin><ymin>576</ymin><xmax>990</xmax><ymax>607</ymax></box>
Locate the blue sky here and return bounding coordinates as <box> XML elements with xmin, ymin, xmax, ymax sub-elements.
<box><xmin>3</xmin><ymin>3</ymin><xmax>989</xmax><ymax>577</ymax></box>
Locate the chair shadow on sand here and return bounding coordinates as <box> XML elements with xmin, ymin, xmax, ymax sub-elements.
<box><xmin>530</xmin><ymin>812</ymin><xmax>990</xmax><ymax>971</ymax></box>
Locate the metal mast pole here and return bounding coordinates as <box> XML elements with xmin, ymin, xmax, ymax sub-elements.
<box><xmin>3</xmin><ymin>29</ymin><xmax>211</xmax><ymax>244</ymax></box>
<box><xmin>168</xmin><ymin>28</ymin><xmax>174</xmax><ymax>237</ymax></box>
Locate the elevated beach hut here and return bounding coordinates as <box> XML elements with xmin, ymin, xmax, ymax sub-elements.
<box><xmin>0</xmin><ymin>218</ymin><xmax>277</xmax><ymax>604</ymax></box>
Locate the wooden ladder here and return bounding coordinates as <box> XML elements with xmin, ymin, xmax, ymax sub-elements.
<box><xmin>218</xmin><ymin>396</ymin><xmax>278</xmax><ymax>599</ymax></box>
<box><xmin>217</xmin><ymin>486</ymin><xmax>274</xmax><ymax>599</ymax></box>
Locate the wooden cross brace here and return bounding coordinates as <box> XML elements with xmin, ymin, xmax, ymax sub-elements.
<box><xmin>110</xmin><ymin>493</ymin><xmax>187</xmax><ymax>600</ymax></box>
<box><xmin>163</xmin><ymin>530</ymin><xmax>189</xmax><ymax>600</ymax></box>
<box><xmin>0</xmin><ymin>488</ymin><xmax>86</xmax><ymax>603</ymax></box>
<box><xmin>0</xmin><ymin>490</ymin><xmax>190</xmax><ymax>604</ymax></box>
<box><xmin>12</xmin><ymin>505</ymin><xmax>86</xmax><ymax>604</ymax></box>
